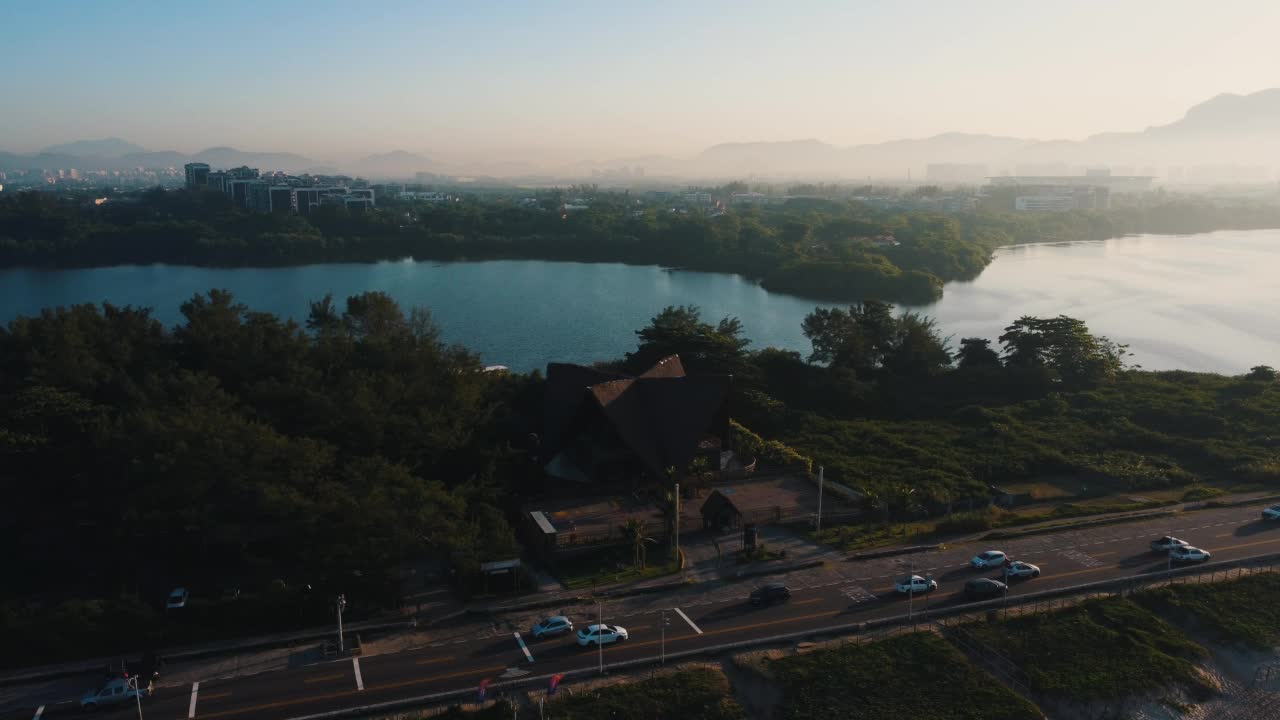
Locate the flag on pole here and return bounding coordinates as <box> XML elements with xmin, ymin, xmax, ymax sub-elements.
<box><xmin>478</xmin><ymin>677</ymin><xmax>492</xmax><ymax>702</ymax></box>
<box><xmin>548</xmin><ymin>673</ymin><xmax>565</xmax><ymax>696</ymax></box>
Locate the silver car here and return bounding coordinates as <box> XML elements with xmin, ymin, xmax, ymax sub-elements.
<box><xmin>530</xmin><ymin>615</ymin><xmax>574</xmax><ymax>639</ymax></box>
<box><xmin>1004</xmin><ymin>561</ymin><xmax>1041</xmax><ymax>579</ymax></box>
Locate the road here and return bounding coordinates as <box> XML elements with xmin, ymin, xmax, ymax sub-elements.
<box><xmin>8</xmin><ymin>501</ymin><xmax>1280</xmax><ymax>720</ymax></box>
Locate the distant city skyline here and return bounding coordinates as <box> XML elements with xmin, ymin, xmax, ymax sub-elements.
<box><xmin>3</xmin><ymin>0</ymin><xmax>1280</xmax><ymax>163</ymax></box>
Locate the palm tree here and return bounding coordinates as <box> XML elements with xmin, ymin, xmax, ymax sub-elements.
<box><xmin>619</xmin><ymin>518</ymin><xmax>652</xmax><ymax>570</ymax></box>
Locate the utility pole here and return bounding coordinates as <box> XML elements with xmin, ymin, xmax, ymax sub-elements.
<box><xmin>336</xmin><ymin>594</ymin><xmax>347</xmax><ymax>654</ymax></box>
<box><xmin>816</xmin><ymin>466</ymin><xmax>825</xmax><ymax>535</ymax></box>
<box><xmin>908</xmin><ymin>557</ymin><xmax>915</xmax><ymax>630</ymax></box>
<box><xmin>597</xmin><ymin>600</ymin><xmax>604</xmax><ymax>675</ymax></box>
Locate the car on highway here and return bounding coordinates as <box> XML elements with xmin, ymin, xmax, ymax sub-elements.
<box><xmin>964</xmin><ymin>578</ymin><xmax>1007</xmax><ymax>600</ymax></box>
<box><xmin>1262</xmin><ymin>505</ymin><xmax>1280</xmax><ymax>521</ymax></box>
<box><xmin>165</xmin><ymin>587</ymin><xmax>189</xmax><ymax>609</ymax></box>
<box><xmin>81</xmin><ymin>677</ymin><xmax>153</xmax><ymax>710</ymax></box>
<box><xmin>576</xmin><ymin>624</ymin><xmax>628</xmax><ymax>647</ymax></box>
<box><xmin>1004</xmin><ymin>561</ymin><xmax>1041</xmax><ymax>580</ymax></box>
<box><xmin>530</xmin><ymin>615</ymin><xmax>574</xmax><ymax>639</ymax></box>
<box><xmin>1169</xmin><ymin>546</ymin><xmax>1212</xmax><ymax>563</ymax></box>
<box><xmin>894</xmin><ymin>575</ymin><xmax>937</xmax><ymax>594</ymax></box>
<box><xmin>749</xmin><ymin>583</ymin><xmax>792</xmax><ymax>606</ymax></box>
<box><xmin>1149</xmin><ymin>536</ymin><xmax>1190</xmax><ymax>553</ymax></box>
<box><xmin>970</xmin><ymin>550</ymin><xmax>1007</xmax><ymax>569</ymax></box>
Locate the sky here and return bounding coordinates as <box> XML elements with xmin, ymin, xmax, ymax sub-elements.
<box><xmin>3</xmin><ymin>0</ymin><xmax>1280</xmax><ymax>162</ymax></box>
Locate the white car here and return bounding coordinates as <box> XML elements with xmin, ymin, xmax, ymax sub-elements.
<box><xmin>165</xmin><ymin>587</ymin><xmax>189</xmax><ymax>609</ymax></box>
<box><xmin>531</xmin><ymin>615</ymin><xmax>574</xmax><ymax>639</ymax></box>
<box><xmin>1004</xmin><ymin>561</ymin><xmax>1041</xmax><ymax>579</ymax></box>
<box><xmin>576</xmin><ymin>624</ymin><xmax>628</xmax><ymax>647</ymax></box>
<box><xmin>894</xmin><ymin>575</ymin><xmax>937</xmax><ymax>594</ymax></box>
<box><xmin>1170</xmin><ymin>546</ymin><xmax>1211</xmax><ymax>563</ymax></box>
<box><xmin>971</xmin><ymin>550</ymin><xmax>1007</xmax><ymax>569</ymax></box>
<box><xmin>1149</xmin><ymin>536</ymin><xmax>1189</xmax><ymax>554</ymax></box>
<box><xmin>1262</xmin><ymin>505</ymin><xmax>1280</xmax><ymax>521</ymax></box>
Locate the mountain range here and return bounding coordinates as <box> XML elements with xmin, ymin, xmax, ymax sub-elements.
<box><xmin>5</xmin><ymin>89</ymin><xmax>1280</xmax><ymax>181</ymax></box>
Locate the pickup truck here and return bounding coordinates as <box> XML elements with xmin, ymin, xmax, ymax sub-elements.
<box><xmin>81</xmin><ymin>676</ymin><xmax>153</xmax><ymax>710</ymax></box>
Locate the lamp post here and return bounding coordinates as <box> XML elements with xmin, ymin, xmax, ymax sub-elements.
<box><xmin>661</xmin><ymin>608</ymin><xmax>668</xmax><ymax>665</ymax></box>
<box><xmin>674</xmin><ymin>482</ymin><xmax>682</xmax><ymax>579</ymax></box>
<box><xmin>127</xmin><ymin>675</ymin><xmax>144</xmax><ymax>720</ymax></box>
<box><xmin>816</xmin><ymin>466</ymin><xmax>825</xmax><ymax>535</ymax></box>
<box><xmin>336</xmin><ymin>594</ymin><xmax>347</xmax><ymax>654</ymax></box>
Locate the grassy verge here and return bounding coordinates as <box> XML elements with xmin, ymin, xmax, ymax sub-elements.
<box><xmin>763</xmin><ymin>632</ymin><xmax>1042</xmax><ymax>720</ymax></box>
<box><xmin>546</xmin><ymin>666</ymin><xmax>745</xmax><ymax>720</ymax></box>
<box><xmin>1135</xmin><ymin>572</ymin><xmax>1280</xmax><ymax>650</ymax></box>
<box><xmin>554</xmin><ymin>545</ymin><xmax>679</xmax><ymax>590</ymax></box>
<box><xmin>962</xmin><ymin>597</ymin><xmax>1212</xmax><ymax>703</ymax></box>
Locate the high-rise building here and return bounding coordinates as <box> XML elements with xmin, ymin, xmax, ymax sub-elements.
<box><xmin>184</xmin><ymin>162</ymin><xmax>211</xmax><ymax>190</ymax></box>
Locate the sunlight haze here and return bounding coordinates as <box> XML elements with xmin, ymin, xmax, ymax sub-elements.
<box><xmin>4</xmin><ymin>0</ymin><xmax>1280</xmax><ymax>163</ymax></box>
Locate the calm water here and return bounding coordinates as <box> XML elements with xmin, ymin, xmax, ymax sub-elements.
<box><xmin>1</xmin><ymin>230</ymin><xmax>1277</xmax><ymax>374</ymax></box>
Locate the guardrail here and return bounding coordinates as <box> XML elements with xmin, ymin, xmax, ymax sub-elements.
<box><xmin>282</xmin><ymin>551</ymin><xmax>1280</xmax><ymax>720</ymax></box>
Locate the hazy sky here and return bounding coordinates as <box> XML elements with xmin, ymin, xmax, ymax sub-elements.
<box><xmin>3</xmin><ymin>0</ymin><xmax>1279</xmax><ymax>160</ymax></box>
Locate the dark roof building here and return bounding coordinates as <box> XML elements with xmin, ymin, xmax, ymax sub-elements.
<box><xmin>700</xmin><ymin>489</ymin><xmax>743</xmax><ymax>531</ymax></box>
<box><xmin>542</xmin><ymin>355</ymin><xmax>731</xmax><ymax>485</ymax></box>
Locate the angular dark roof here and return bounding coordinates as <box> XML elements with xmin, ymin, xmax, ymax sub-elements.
<box><xmin>701</xmin><ymin>489</ymin><xmax>741</xmax><ymax>517</ymax></box>
<box><xmin>544</xmin><ymin>355</ymin><xmax>730</xmax><ymax>477</ymax></box>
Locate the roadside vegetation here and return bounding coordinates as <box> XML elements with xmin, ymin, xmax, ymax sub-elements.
<box><xmin>962</xmin><ymin>597</ymin><xmax>1213</xmax><ymax>705</ymax></box>
<box><xmin>1136</xmin><ymin>571</ymin><xmax>1280</xmax><ymax>649</ymax></box>
<box><xmin>545</xmin><ymin>666</ymin><xmax>745</xmax><ymax>720</ymax></box>
<box><xmin>756</xmin><ymin>632</ymin><xmax>1042</xmax><ymax>720</ymax></box>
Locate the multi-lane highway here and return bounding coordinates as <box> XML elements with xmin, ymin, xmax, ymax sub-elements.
<box><xmin>8</xmin><ymin>501</ymin><xmax>1280</xmax><ymax>720</ymax></box>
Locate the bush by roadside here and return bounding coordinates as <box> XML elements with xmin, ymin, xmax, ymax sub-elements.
<box><xmin>545</xmin><ymin>666</ymin><xmax>745</xmax><ymax>720</ymax></box>
<box><xmin>1135</xmin><ymin>572</ymin><xmax>1280</xmax><ymax>650</ymax></box>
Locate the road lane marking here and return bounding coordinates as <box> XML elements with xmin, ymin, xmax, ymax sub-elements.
<box><xmin>196</xmin><ymin>665</ymin><xmax>508</xmax><ymax>720</ymax></box>
<box><xmin>1216</xmin><ymin>532</ymin><xmax>1233</xmax><ymax>538</ymax></box>
<box><xmin>304</xmin><ymin>672</ymin><xmax>345</xmax><ymax>684</ymax></box>
<box><xmin>188</xmin><ymin>681</ymin><xmax>200</xmax><ymax>718</ymax></box>
<box><xmin>33</xmin><ymin>705</ymin><xmax>44</xmax><ymax>720</ymax></box>
<box><xmin>1216</xmin><ymin>537</ymin><xmax>1280</xmax><ymax>553</ymax></box>
<box><xmin>514</xmin><ymin>632</ymin><xmax>535</xmax><ymax>663</ymax></box>
<box><xmin>793</xmin><ymin>598</ymin><xmax>825</xmax><ymax>605</ymax></box>
<box><xmin>673</xmin><ymin>607</ymin><xmax>703</xmax><ymax>634</ymax></box>
<box><xmin>1091</xmin><ymin>551</ymin><xmax>1116</xmax><ymax>557</ymax></box>
<box><xmin>200</xmin><ymin>691</ymin><xmax>232</xmax><ymax>701</ymax></box>
<box><xmin>353</xmin><ymin>658</ymin><xmax>364</xmax><ymax>691</ymax></box>
<box><xmin>415</xmin><ymin>655</ymin><xmax>455</xmax><ymax>665</ymax></box>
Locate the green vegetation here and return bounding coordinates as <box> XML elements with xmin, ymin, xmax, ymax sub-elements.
<box><xmin>546</xmin><ymin>667</ymin><xmax>745</xmax><ymax>720</ymax></box>
<box><xmin>0</xmin><ymin>290</ymin><xmax>527</xmax><ymax>666</ymax></box>
<box><xmin>963</xmin><ymin>597</ymin><xmax>1212</xmax><ymax>703</ymax></box>
<box><xmin>765</xmin><ymin>632</ymin><xmax>1042</xmax><ymax>720</ymax></box>
<box><xmin>1136</xmin><ymin>572</ymin><xmax>1280</xmax><ymax>649</ymax></box>
<box><xmin>554</xmin><ymin>546</ymin><xmax>679</xmax><ymax>590</ymax></box>
<box><xmin>8</xmin><ymin>186</ymin><xmax>1278</xmax><ymax>304</ymax></box>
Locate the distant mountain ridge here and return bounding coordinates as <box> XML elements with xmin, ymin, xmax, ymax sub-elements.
<box><xmin>6</xmin><ymin>88</ymin><xmax>1280</xmax><ymax>179</ymax></box>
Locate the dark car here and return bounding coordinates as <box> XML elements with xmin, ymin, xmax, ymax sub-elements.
<box><xmin>964</xmin><ymin>578</ymin><xmax>1007</xmax><ymax>600</ymax></box>
<box><xmin>749</xmin><ymin>583</ymin><xmax>792</xmax><ymax>606</ymax></box>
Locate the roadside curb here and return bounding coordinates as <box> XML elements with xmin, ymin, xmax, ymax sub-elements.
<box><xmin>849</xmin><ymin>544</ymin><xmax>940</xmax><ymax>561</ymax></box>
<box><xmin>981</xmin><ymin>508</ymin><xmax>1181</xmax><ymax>541</ymax></box>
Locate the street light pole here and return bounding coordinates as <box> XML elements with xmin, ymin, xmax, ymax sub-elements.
<box><xmin>597</xmin><ymin>600</ymin><xmax>604</xmax><ymax>675</ymax></box>
<box><xmin>661</xmin><ymin>608</ymin><xmax>667</xmax><ymax>665</ymax></box>
<box><xmin>816</xmin><ymin>466</ymin><xmax>824</xmax><ymax>535</ymax></box>
<box><xmin>128</xmin><ymin>675</ymin><xmax>143</xmax><ymax>720</ymax></box>
<box><xmin>674</xmin><ymin>482</ymin><xmax>681</xmax><ymax>579</ymax></box>
<box><xmin>336</xmin><ymin>594</ymin><xmax>347</xmax><ymax>654</ymax></box>
<box><xmin>908</xmin><ymin>557</ymin><xmax>915</xmax><ymax>629</ymax></box>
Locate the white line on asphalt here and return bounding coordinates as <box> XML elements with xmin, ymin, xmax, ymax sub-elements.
<box><xmin>32</xmin><ymin>705</ymin><xmax>44</xmax><ymax>720</ymax></box>
<box><xmin>673</xmin><ymin>607</ymin><xmax>703</xmax><ymax>634</ymax></box>
<box><xmin>515</xmin><ymin>632</ymin><xmax>535</xmax><ymax>663</ymax></box>
<box><xmin>188</xmin><ymin>681</ymin><xmax>200</xmax><ymax>719</ymax></box>
<box><xmin>353</xmin><ymin>658</ymin><xmax>364</xmax><ymax>691</ymax></box>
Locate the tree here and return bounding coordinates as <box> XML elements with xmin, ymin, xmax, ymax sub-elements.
<box><xmin>998</xmin><ymin>315</ymin><xmax>1127</xmax><ymax>384</ymax></box>
<box><xmin>956</xmin><ymin>337</ymin><xmax>1003</xmax><ymax>369</ymax></box>
<box><xmin>619</xmin><ymin>518</ymin><xmax>653</xmax><ymax>570</ymax></box>
<box><xmin>802</xmin><ymin>301</ymin><xmax>948</xmax><ymax>377</ymax></box>
<box><xmin>1246</xmin><ymin>365</ymin><xmax>1277</xmax><ymax>381</ymax></box>
<box><xmin>626</xmin><ymin>305</ymin><xmax>752</xmax><ymax>377</ymax></box>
